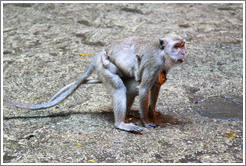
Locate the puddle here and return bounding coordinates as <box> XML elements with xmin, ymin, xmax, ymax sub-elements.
<box><xmin>195</xmin><ymin>96</ymin><xmax>243</xmax><ymax>121</ymax></box>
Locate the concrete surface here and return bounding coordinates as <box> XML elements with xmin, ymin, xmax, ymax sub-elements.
<box><xmin>2</xmin><ymin>3</ymin><xmax>244</xmax><ymax>163</ymax></box>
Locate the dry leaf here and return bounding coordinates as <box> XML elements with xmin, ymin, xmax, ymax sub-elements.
<box><xmin>77</xmin><ymin>142</ymin><xmax>82</xmax><ymax>146</ymax></box>
<box><xmin>222</xmin><ymin>131</ymin><xmax>237</xmax><ymax>139</ymax></box>
<box><xmin>79</xmin><ymin>53</ymin><xmax>92</xmax><ymax>56</ymax></box>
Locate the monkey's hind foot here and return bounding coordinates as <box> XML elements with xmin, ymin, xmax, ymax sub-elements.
<box><xmin>115</xmin><ymin>122</ymin><xmax>143</xmax><ymax>132</ymax></box>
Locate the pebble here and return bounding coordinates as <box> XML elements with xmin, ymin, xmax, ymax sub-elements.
<box><xmin>3</xmin><ymin>50</ymin><xmax>12</xmax><ymax>54</ymax></box>
<box><xmin>56</xmin><ymin>44</ymin><xmax>67</xmax><ymax>50</ymax></box>
<box><xmin>178</xmin><ymin>23</ymin><xmax>190</xmax><ymax>28</ymax></box>
<box><xmin>49</xmin><ymin>51</ymin><xmax>57</xmax><ymax>56</ymax></box>
<box><xmin>187</xmin><ymin>140</ymin><xmax>193</xmax><ymax>144</ymax></box>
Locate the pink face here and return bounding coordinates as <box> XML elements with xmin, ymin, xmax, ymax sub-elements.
<box><xmin>173</xmin><ymin>40</ymin><xmax>186</xmax><ymax>63</ymax></box>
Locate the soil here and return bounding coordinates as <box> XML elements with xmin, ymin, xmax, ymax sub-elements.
<box><xmin>2</xmin><ymin>3</ymin><xmax>244</xmax><ymax>163</ymax></box>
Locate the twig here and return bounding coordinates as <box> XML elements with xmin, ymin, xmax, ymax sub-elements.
<box><xmin>3</xmin><ymin>28</ymin><xmax>17</xmax><ymax>33</ymax></box>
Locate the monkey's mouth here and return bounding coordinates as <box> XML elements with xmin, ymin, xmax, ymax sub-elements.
<box><xmin>177</xmin><ymin>58</ymin><xmax>185</xmax><ymax>63</ymax></box>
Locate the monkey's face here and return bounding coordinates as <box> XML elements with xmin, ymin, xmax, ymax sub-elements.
<box><xmin>167</xmin><ymin>39</ymin><xmax>187</xmax><ymax>64</ymax></box>
<box><xmin>160</xmin><ymin>35</ymin><xmax>187</xmax><ymax>64</ymax></box>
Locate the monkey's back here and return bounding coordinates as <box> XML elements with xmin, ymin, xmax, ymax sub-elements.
<box><xmin>105</xmin><ymin>37</ymin><xmax>160</xmax><ymax>77</ymax></box>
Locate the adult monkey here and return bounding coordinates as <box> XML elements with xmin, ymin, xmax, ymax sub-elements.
<box><xmin>4</xmin><ymin>33</ymin><xmax>187</xmax><ymax>132</ymax></box>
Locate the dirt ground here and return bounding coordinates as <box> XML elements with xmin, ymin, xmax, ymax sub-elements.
<box><xmin>2</xmin><ymin>3</ymin><xmax>244</xmax><ymax>163</ymax></box>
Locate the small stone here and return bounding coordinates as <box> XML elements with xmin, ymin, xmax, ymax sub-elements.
<box><xmin>57</xmin><ymin>44</ymin><xmax>67</xmax><ymax>50</ymax></box>
<box><xmin>75</xmin><ymin>33</ymin><xmax>86</xmax><ymax>39</ymax></box>
<box><xmin>49</xmin><ymin>51</ymin><xmax>57</xmax><ymax>56</ymax></box>
<box><xmin>77</xmin><ymin>20</ymin><xmax>91</xmax><ymax>26</ymax></box>
<box><xmin>187</xmin><ymin>140</ymin><xmax>193</xmax><ymax>144</ymax></box>
<box><xmin>3</xmin><ymin>50</ymin><xmax>12</xmax><ymax>54</ymax></box>
<box><xmin>217</xmin><ymin>61</ymin><xmax>225</xmax><ymax>66</ymax></box>
<box><xmin>33</xmin><ymin>31</ymin><xmax>40</xmax><ymax>35</ymax></box>
<box><xmin>178</xmin><ymin>23</ymin><xmax>190</xmax><ymax>28</ymax></box>
<box><xmin>121</xmin><ymin>7</ymin><xmax>143</xmax><ymax>14</ymax></box>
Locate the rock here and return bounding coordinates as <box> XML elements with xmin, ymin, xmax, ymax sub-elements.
<box><xmin>77</xmin><ymin>20</ymin><xmax>91</xmax><ymax>26</ymax></box>
<box><xmin>83</xmin><ymin>41</ymin><xmax>104</xmax><ymax>47</ymax></box>
<box><xmin>49</xmin><ymin>51</ymin><xmax>57</xmax><ymax>56</ymax></box>
<box><xmin>56</xmin><ymin>44</ymin><xmax>67</xmax><ymax>50</ymax></box>
<box><xmin>187</xmin><ymin>140</ymin><xmax>193</xmax><ymax>144</ymax></box>
<box><xmin>217</xmin><ymin>61</ymin><xmax>225</xmax><ymax>66</ymax></box>
<box><xmin>121</xmin><ymin>7</ymin><xmax>143</xmax><ymax>14</ymax></box>
<box><xmin>183</xmin><ymin>85</ymin><xmax>200</xmax><ymax>94</ymax></box>
<box><xmin>178</xmin><ymin>23</ymin><xmax>190</xmax><ymax>28</ymax></box>
<box><xmin>75</xmin><ymin>33</ymin><xmax>86</xmax><ymax>39</ymax></box>
<box><xmin>3</xmin><ymin>50</ymin><xmax>12</xmax><ymax>54</ymax></box>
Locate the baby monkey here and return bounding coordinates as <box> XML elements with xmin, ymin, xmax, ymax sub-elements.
<box><xmin>101</xmin><ymin>50</ymin><xmax>123</xmax><ymax>77</ymax></box>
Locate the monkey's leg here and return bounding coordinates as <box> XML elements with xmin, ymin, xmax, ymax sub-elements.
<box><xmin>138</xmin><ymin>71</ymin><xmax>159</xmax><ymax>128</ymax></box>
<box><xmin>101</xmin><ymin>70</ymin><xmax>143</xmax><ymax>132</ymax></box>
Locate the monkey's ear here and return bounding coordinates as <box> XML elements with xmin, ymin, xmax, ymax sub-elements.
<box><xmin>159</xmin><ymin>38</ymin><xmax>165</xmax><ymax>50</ymax></box>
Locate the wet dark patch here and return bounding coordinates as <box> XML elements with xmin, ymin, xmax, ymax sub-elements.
<box><xmin>195</xmin><ymin>96</ymin><xmax>243</xmax><ymax>121</ymax></box>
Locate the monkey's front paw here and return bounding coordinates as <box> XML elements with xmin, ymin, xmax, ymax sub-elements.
<box><xmin>144</xmin><ymin>122</ymin><xmax>157</xmax><ymax>129</ymax></box>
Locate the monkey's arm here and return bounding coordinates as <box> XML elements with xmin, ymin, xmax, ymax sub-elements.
<box><xmin>148</xmin><ymin>84</ymin><xmax>161</xmax><ymax>120</ymax></box>
<box><xmin>148</xmin><ymin>72</ymin><xmax>167</xmax><ymax>120</ymax></box>
<box><xmin>138</xmin><ymin>72</ymin><xmax>159</xmax><ymax>128</ymax></box>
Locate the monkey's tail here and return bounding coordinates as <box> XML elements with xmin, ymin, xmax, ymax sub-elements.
<box><xmin>49</xmin><ymin>78</ymin><xmax>102</xmax><ymax>102</ymax></box>
<box><xmin>3</xmin><ymin>54</ymin><xmax>101</xmax><ymax>110</ymax></box>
